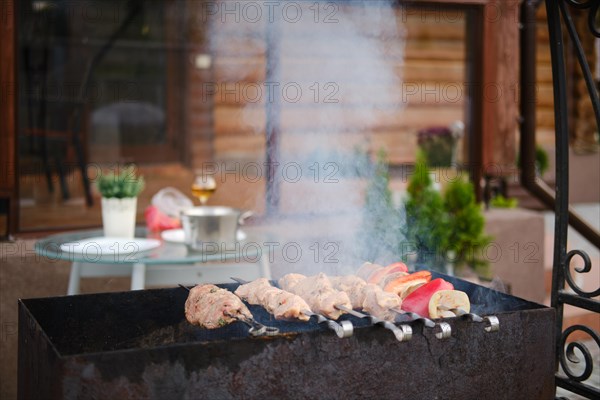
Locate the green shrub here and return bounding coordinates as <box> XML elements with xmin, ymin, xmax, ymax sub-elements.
<box><xmin>97</xmin><ymin>165</ymin><xmax>145</xmax><ymax>198</ymax></box>
<box><xmin>490</xmin><ymin>195</ymin><xmax>518</xmax><ymax>209</ymax></box>
<box><xmin>516</xmin><ymin>145</ymin><xmax>549</xmax><ymax>176</ymax></box>
<box><xmin>404</xmin><ymin>152</ymin><xmax>492</xmax><ymax>277</ymax></box>
<box><xmin>404</xmin><ymin>151</ymin><xmax>449</xmax><ymax>271</ymax></box>
<box><xmin>443</xmin><ymin>178</ymin><xmax>492</xmax><ymax>277</ymax></box>
<box><xmin>535</xmin><ymin>146</ymin><xmax>549</xmax><ymax>176</ymax></box>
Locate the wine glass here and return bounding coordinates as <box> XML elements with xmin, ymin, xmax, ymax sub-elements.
<box><xmin>191</xmin><ymin>174</ymin><xmax>217</xmax><ymax>206</ymax></box>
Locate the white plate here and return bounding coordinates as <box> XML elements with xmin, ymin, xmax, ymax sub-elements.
<box><xmin>161</xmin><ymin>229</ymin><xmax>247</xmax><ymax>243</ymax></box>
<box><xmin>60</xmin><ymin>237</ymin><xmax>161</xmax><ymax>256</ymax></box>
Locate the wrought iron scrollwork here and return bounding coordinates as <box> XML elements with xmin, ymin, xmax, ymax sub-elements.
<box><xmin>559</xmin><ymin>325</ymin><xmax>600</xmax><ymax>382</ymax></box>
<box><xmin>564</xmin><ymin>250</ymin><xmax>600</xmax><ymax>298</ymax></box>
<box><xmin>543</xmin><ymin>0</ymin><xmax>600</xmax><ymax>398</ymax></box>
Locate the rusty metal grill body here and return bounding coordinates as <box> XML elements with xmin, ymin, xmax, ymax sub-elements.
<box><xmin>18</xmin><ymin>275</ymin><xmax>555</xmax><ymax>400</ymax></box>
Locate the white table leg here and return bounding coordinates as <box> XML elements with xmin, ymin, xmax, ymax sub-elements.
<box><xmin>131</xmin><ymin>263</ymin><xmax>146</xmax><ymax>290</ymax></box>
<box><xmin>67</xmin><ymin>261</ymin><xmax>82</xmax><ymax>295</ymax></box>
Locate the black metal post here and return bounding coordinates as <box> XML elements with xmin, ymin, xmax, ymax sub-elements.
<box><xmin>546</xmin><ymin>0</ymin><xmax>570</xmax><ymax>369</ymax></box>
<box><xmin>544</xmin><ymin>1</ymin><xmax>600</xmax><ymax>398</ymax></box>
<box><xmin>519</xmin><ymin>1</ymin><xmax>600</xmax><ymax>248</ymax></box>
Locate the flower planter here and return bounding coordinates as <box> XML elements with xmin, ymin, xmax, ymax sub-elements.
<box><xmin>101</xmin><ymin>197</ymin><xmax>137</xmax><ymax>238</ymax></box>
<box><xmin>418</xmin><ymin>135</ymin><xmax>457</xmax><ymax>167</ymax></box>
<box><xmin>417</xmin><ymin>124</ymin><xmax>462</xmax><ymax>168</ymax></box>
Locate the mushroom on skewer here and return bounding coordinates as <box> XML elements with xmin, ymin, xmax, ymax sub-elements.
<box><xmin>357</xmin><ymin>264</ymin><xmax>499</xmax><ymax>331</ymax></box>
<box><xmin>401</xmin><ymin>278</ymin><xmax>499</xmax><ymax>333</ymax></box>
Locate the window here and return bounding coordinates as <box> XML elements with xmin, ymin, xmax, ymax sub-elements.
<box><xmin>8</xmin><ymin>0</ymin><xmax>515</xmax><ymax>234</ymax></box>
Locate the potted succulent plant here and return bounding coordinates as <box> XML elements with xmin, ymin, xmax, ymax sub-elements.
<box><xmin>97</xmin><ymin>165</ymin><xmax>145</xmax><ymax>238</ymax></box>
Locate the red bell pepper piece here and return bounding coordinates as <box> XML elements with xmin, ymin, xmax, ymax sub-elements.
<box><xmin>401</xmin><ymin>278</ymin><xmax>454</xmax><ymax>318</ymax></box>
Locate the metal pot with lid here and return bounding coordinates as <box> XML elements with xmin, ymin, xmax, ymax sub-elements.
<box><xmin>180</xmin><ymin>206</ymin><xmax>252</xmax><ymax>251</ymax></box>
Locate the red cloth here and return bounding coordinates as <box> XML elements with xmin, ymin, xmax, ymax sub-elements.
<box><xmin>145</xmin><ymin>205</ymin><xmax>181</xmax><ymax>232</ymax></box>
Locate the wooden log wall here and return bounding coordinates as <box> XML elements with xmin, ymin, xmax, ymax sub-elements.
<box><xmin>199</xmin><ymin>2</ymin><xmax>468</xmax><ymax>166</ymax></box>
<box><xmin>176</xmin><ymin>1</ymin><xmax>563</xmax><ymax>171</ymax></box>
<box><xmin>533</xmin><ymin>4</ymin><xmax>598</xmax><ymax>152</ymax></box>
<box><xmin>571</xmin><ymin>6</ymin><xmax>599</xmax><ymax>153</ymax></box>
<box><xmin>535</xmin><ymin>4</ymin><xmax>555</xmax><ymax>147</ymax></box>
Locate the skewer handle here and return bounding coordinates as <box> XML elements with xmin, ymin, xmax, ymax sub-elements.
<box><xmin>375</xmin><ymin>319</ymin><xmax>412</xmax><ymax>342</ymax></box>
<box><xmin>333</xmin><ymin>320</ymin><xmax>354</xmax><ymax>338</ymax></box>
<box><xmin>392</xmin><ymin>308</ymin><xmax>436</xmax><ymax>328</ymax></box>
<box><xmin>391</xmin><ymin>308</ymin><xmax>452</xmax><ymax>339</ymax></box>
<box><xmin>304</xmin><ymin>310</ymin><xmax>353</xmax><ymax>338</ymax></box>
<box><xmin>437</xmin><ymin>306</ymin><xmax>500</xmax><ymax>333</ymax></box>
<box><xmin>434</xmin><ymin>322</ymin><xmax>452</xmax><ymax>339</ymax></box>
<box><xmin>335</xmin><ymin>305</ymin><xmax>411</xmax><ymax>342</ymax></box>
<box><xmin>231</xmin><ymin>315</ymin><xmax>280</xmax><ymax>337</ymax></box>
<box><xmin>484</xmin><ymin>316</ymin><xmax>500</xmax><ymax>332</ymax></box>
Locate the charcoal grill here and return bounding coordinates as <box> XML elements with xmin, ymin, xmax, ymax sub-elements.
<box><xmin>18</xmin><ymin>273</ymin><xmax>555</xmax><ymax>399</ymax></box>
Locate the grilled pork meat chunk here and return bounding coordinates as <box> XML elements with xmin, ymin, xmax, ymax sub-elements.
<box><xmin>234</xmin><ymin>278</ymin><xmax>269</xmax><ymax>304</ymax></box>
<box><xmin>235</xmin><ymin>278</ymin><xmax>311</xmax><ymax>321</ymax></box>
<box><xmin>185</xmin><ymin>284</ymin><xmax>253</xmax><ymax>329</ymax></box>
<box><xmin>329</xmin><ymin>275</ymin><xmax>368</xmax><ymax>309</ymax></box>
<box><xmin>328</xmin><ymin>275</ymin><xmax>402</xmax><ymax>321</ymax></box>
<box><xmin>278</xmin><ymin>273</ymin><xmax>306</xmax><ymax>292</ymax></box>
<box><xmin>279</xmin><ymin>273</ymin><xmax>352</xmax><ymax>320</ymax></box>
<box><xmin>362</xmin><ymin>284</ymin><xmax>402</xmax><ymax>321</ymax></box>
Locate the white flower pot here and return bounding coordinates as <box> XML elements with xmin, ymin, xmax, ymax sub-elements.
<box><xmin>101</xmin><ymin>197</ymin><xmax>138</xmax><ymax>238</ymax></box>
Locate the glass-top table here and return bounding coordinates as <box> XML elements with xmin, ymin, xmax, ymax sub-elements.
<box><xmin>35</xmin><ymin>227</ymin><xmax>270</xmax><ymax>295</ymax></box>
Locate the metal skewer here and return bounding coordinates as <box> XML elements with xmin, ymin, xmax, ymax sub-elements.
<box><xmin>391</xmin><ymin>308</ymin><xmax>452</xmax><ymax>340</ymax></box>
<box><xmin>224</xmin><ymin>312</ymin><xmax>280</xmax><ymax>336</ymax></box>
<box><xmin>178</xmin><ymin>284</ymin><xmax>279</xmax><ymax>337</ymax></box>
<box><xmin>303</xmin><ymin>309</ymin><xmax>354</xmax><ymax>339</ymax></box>
<box><xmin>335</xmin><ymin>305</ymin><xmax>412</xmax><ymax>342</ymax></box>
<box><xmin>230</xmin><ymin>277</ymin><xmax>353</xmax><ymax>339</ymax></box>
<box><xmin>437</xmin><ymin>305</ymin><xmax>500</xmax><ymax>333</ymax></box>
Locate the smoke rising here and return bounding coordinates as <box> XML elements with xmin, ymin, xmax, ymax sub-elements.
<box><xmin>208</xmin><ymin>0</ymin><xmax>407</xmax><ymax>273</ymax></box>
